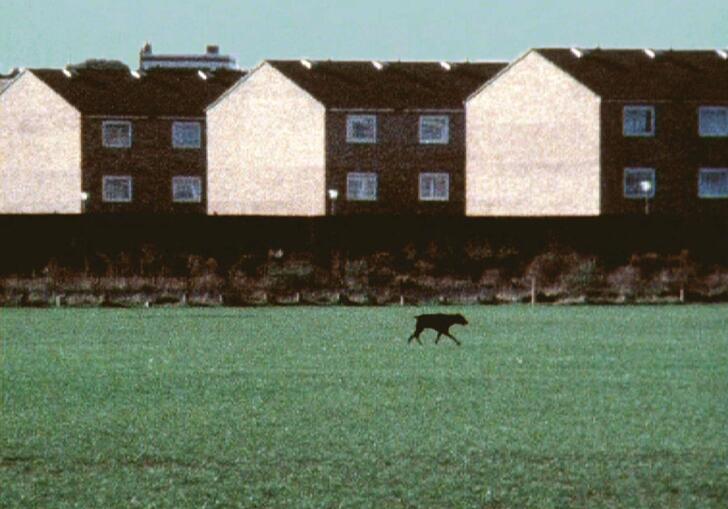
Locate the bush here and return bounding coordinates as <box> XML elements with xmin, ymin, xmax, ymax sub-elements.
<box><xmin>525</xmin><ymin>249</ymin><xmax>582</xmax><ymax>287</ymax></box>
<box><xmin>139</xmin><ymin>244</ymin><xmax>163</xmax><ymax>277</ymax></box>
<box><xmin>228</xmin><ymin>252</ymin><xmax>264</xmax><ymax>278</ymax></box>
<box><xmin>606</xmin><ymin>266</ymin><xmax>641</xmax><ymax>300</ymax></box>
<box><xmin>561</xmin><ymin>258</ymin><xmax>602</xmax><ymax>296</ymax></box>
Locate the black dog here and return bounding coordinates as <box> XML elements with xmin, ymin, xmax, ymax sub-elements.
<box><xmin>407</xmin><ymin>313</ymin><xmax>468</xmax><ymax>346</ymax></box>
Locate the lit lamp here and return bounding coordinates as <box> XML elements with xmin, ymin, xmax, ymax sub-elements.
<box><xmin>327</xmin><ymin>189</ymin><xmax>339</xmax><ymax>215</ymax></box>
<box><xmin>639</xmin><ymin>180</ymin><xmax>652</xmax><ymax>215</ymax></box>
<box><xmin>81</xmin><ymin>191</ymin><xmax>89</xmax><ymax>213</ymax></box>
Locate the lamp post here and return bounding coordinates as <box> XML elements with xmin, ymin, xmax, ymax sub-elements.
<box><xmin>639</xmin><ymin>180</ymin><xmax>652</xmax><ymax>215</ymax></box>
<box><xmin>80</xmin><ymin>191</ymin><xmax>90</xmax><ymax>274</ymax></box>
<box><xmin>80</xmin><ymin>191</ymin><xmax>89</xmax><ymax>213</ymax></box>
<box><xmin>327</xmin><ymin>189</ymin><xmax>339</xmax><ymax>215</ymax></box>
<box><xmin>326</xmin><ymin>188</ymin><xmax>341</xmax><ymax>284</ymax></box>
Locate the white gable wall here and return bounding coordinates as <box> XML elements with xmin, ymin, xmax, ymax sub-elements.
<box><xmin>466</xmin><ymin>51</ymin><xmax>601</xmax><ymax>216</ymax></box>
<box><xmin>207</xmin><ymin>63</ymin><xmax>326</xmax><ymax>216</ymax></box>
<box><xmin>0</xmin><ymin>72</ymin><xmax>82</xmax><ymax>213</ymax></box>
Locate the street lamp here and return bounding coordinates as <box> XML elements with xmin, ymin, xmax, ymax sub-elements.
<box><xmin>80</xmin><ymin>191</ymin><xmax>89</xmax><ymax>213</ymax></box>
<box><xmin>80</xmin><ymin>191</ymin><xmax>90</xmax><ymax>273</ymax></box>
<box><xmin>639</xmin><ymin>180</ymin><xmax>652</xmax><ymax>215</ymax></box>
<box><xmin>327</xmin><ymin>189</ymin><xmax>339</xmax><ymax>215</ymax></box>
<box><xmin>326</xmin><ymin>188</ymin><xmax>341</xmax><ymax>283</ymax></box>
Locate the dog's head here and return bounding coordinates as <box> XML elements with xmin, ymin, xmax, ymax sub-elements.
<box><xmin>455</xmin><ymin>313</ymin><xmax>468</xmax><ymax>325</ymax></box>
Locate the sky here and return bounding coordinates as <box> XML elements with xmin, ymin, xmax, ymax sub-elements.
<box><xmin>1</xmin><ymin>0</ymin><xmax>727</xmax><ymax>71</ymax></box>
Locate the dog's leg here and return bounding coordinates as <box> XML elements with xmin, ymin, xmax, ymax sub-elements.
<box><xmin>408</xmin><ymin>327</ymin><xmax>424</xmax><ymax>345</ymax></box>
<box><xmin>435</xmin><ymin>332</ymin><xmax>442</xmax><ymax>344</ymax></box>
<box><xmin>444</xmin><ymin>332</ymin><xmax>461</xmax><ymax>346</ymax></box>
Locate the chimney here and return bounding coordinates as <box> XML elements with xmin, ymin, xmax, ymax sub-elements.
<box><xmin>206</xmin><ymin>45</ymin><xmax>220</xmax><ymax>55</ymax></box>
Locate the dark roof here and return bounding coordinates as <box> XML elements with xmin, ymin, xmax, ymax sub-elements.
<box><xmin>30</xmin><ymin>67</ymin><xmax>245</xmax><ymax>115</ymax></box>
<box><xmin>536</xmin><ymin>48</ymin><xmax>728</xmax><ymax>100</ymax></box>
<box><xmin>267</xmin><ymin>60</ymin><xmax>507</xmax><ymax>109</ymax></box>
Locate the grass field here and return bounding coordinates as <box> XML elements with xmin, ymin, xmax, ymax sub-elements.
<box><xmin>1</xmin><ymin>306</ymin><xmax>727</xmax><ymax>508</ymax></box>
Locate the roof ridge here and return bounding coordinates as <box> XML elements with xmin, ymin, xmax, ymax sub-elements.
<box><xmin>266</xmin><ymin>58</ymin><xmax>505</xmax><ymax>65</ymax></box>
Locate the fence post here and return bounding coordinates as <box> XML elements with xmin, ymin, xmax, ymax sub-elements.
<box><xmin>531</xmin><ymin>277</ymin><xmax>536</xmax><ymax>306</ymax></box>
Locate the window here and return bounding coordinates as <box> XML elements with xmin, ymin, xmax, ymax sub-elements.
<box><xmin>102</xmin><ymin>121</ymin><xmax>132</xmax><ymax>148</ymax></box>
<box><xmin>346</xmin><ymin>172</ymin><xmax>377</xmax><ymax>201</ymax></box>
<box><xmin>172</xmin><ymin>176</ymin><xmax>202</xmax><ymax>202</ymax></box>
<box><xmin>698</xmin><ymin>168</ymin><xmax>728</xmax><ymax>198</ymax></box>
<box><xmin>346</xmin><ymin>115</ymin><xmax>376</xmax><ymax>143</ymax></box>
<box><xmin>698</xmin><ymin>107</ymin><xmax>728</xmax><ymax>137</ymax></box>
<box><xmin>172</xmin><ymin>121</ymin><xmax>202</xmax><ymax>148</ymax></box>
<box><xmin>102</xmin><ymin>176</ymin><xmax>132</xmax><ymax>202</ymax></box>
<box><xmin>623</xmin><ymin>168</ymin><xmax>656</xmax><ymax>198</ymax></box>
<box><xmin>419</xmin><ymin>115</ymin><xmax>449</xmax><ymax>144</ymax></box>
<box><xmin>419</xmin><ymin>172</ymin><xmax>450</xmax><ymax>201</ymax></box>
<box><xmin>623</xmin><ymin>106</ymin><xmax>655</xmax><ymax>136</ymax></box>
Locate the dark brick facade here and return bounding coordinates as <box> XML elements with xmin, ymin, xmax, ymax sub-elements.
<box><xmin>325</xmin><ymin>110</ymin><xmax>465</xmax><ymax>216</ymax></box>
<box><xmin>601</xmin><ymin>100</ymin><xmax>728</xmax><ymax>216</ymax></box>
<box><xmin>81</xmin><ymin>116</ymin><xmax>207</xmax><ymax>214</ymax></box>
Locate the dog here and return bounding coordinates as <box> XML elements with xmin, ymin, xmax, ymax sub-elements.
<box><xmin>407</xmin><ymin>313</ymin><xmax>468</xmax><ymax>346</ymax></box>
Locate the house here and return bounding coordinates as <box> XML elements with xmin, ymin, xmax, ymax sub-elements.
<box><xmin>139</xmin><ymin>43</ymin><xmax>238</xmax><ymax>71</ymax></box>
<box><xmin>206</xmin><ymin>59</ymin><xmax>506</xmax><ymax>216</ymax></box>
<box><xmin>466</xmin><ymin>48</ymin><xmax>728</xmax><ymax>217</ymax></box>
<box><xmin>0</xmin><ymin>61</ymin><xmax>243</xmax><ymax>214</ymax></box>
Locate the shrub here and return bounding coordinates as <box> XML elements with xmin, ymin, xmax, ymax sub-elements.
<box><xmin>525</xmin><ymin>249</ymin><xmax>582</xmax><ymax>287</ymax></box>
<box><xmin>228</xmin><ymin>252</ymin><xmax>264</xmax><ymax>278</ymax></box>
<box><xmin>139</xmin><ymin>244</ymin><xmax>162</xmax><ymax>277</ymax></box>
<box><xmin>701</xmin><ymin>267</ymin><xmax>728</xmax><ymax>299</ymax></box>
<box><xmin>464</xmin><ymin>240</ymin><xmax>495</xmax><ymax>280</ymax></box>
<box><xmin>606</xmin><ymin>265</ymin><xmax>641</xmax><ymax>299</ymax></box>
<box><xmin>561</xmin><ymin>258</ymin><xmax>603</xmax><ymax>296</ymax></box>
<box><xmin>367</xmin><ymin>252</ymin><xmax>396</xmax><ymax>288</ymax></box>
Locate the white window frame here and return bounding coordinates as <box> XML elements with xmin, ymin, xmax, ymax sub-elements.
<box><xmin>102</xmin><ymin>120</ymin><xmax>132</xmax><ymax>148</ymax></box>
<box><xmin>698</xmin><ymin>168</ymin><xmax>728</xmax><ymax>198</ymax></box>
<box><xmin>172</xmin><ymin>121</ymin><xmax>202</xmax><ymax>149</ymax></box>
<box><xmin>346</xmin><ymin>172</ymin><xmax>378</xmax><ymax>201</ymax></box>
<box><xmin>698</xmin><ymin>106</ymin><xmax>728</xmax><ymax>137</ymax></box>
<box><xmin>419</xmin><ymin>172</ymin><xmax>450</xmax><ymax>201</ymax></box>
<box><xmin>623</xmin><ymin>106</ymin><xmax>655</xmax><ymax>137</ymax></box>
<box><xmin>623</xmin><ymin>168</ymin><xmax>656</xmax><ymax>199</ymax></box>
<box><xmin>102</xmin><ymin>176</ymin><xmax>133</xmax><ymax>203</ymax></box>
<box><xmin>346</xmin><ymin>115</ymin><xmax>377</xmax><ymax>144</ymax></box>
<box><xmin>172</xmin><ymin>176</ymin><xmax>203</xmax><ymax>203</ymax></box>
<box><xmin>419</xmin><ymin>115</ymin><xmax>450</xmax><ymax>144</ymax></box>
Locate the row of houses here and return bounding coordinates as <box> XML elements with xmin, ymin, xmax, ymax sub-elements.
<box><xmin>2</xmin><ymin>44</ymin><xmax>728</xmax><ymax>218</ymax></box>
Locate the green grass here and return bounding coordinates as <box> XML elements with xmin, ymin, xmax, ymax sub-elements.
<box><xmin>1</xmin><ymin>306</ymin><xmax>727</xmax><ymax>508</ymax></box>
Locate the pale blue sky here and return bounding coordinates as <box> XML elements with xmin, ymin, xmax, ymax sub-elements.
<box><xmin>1</xmin><ymin>0</ymin><xmax>727</xmax><ymax>71</ymax></box>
